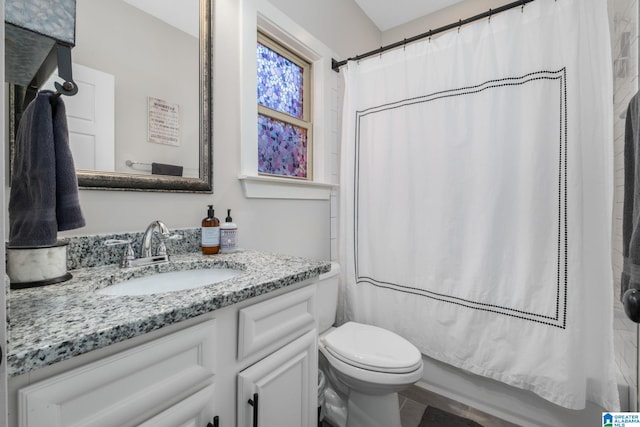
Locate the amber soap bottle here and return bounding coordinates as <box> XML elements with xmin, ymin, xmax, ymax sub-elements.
<box><xmin>201</xmin><ymin>205</ymin><xmax>220</xmax><ymax>254</ymax></box>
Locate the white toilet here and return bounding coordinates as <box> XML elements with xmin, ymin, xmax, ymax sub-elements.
<box><xmin>317</xmin><ymin>264</ymin><xmax>424</xmax><ymax>427</ymax></box>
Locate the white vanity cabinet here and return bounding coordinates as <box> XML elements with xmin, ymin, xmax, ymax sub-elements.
<box><xmin>17</xmin><ymin>320</ymin><xmax>218</xmax><ymax>427</ymax></box>
<box><xmin>236</xmin><ymin>286</ymin><xmax>317</xmax><ymax>427</ymax></box>
<box><xmin>9</xmin><ymin>280</ymin><xmax>319</xmax><ymax>427</ymax></box>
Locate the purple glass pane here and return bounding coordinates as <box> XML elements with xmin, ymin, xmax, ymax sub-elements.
<box><xmin>258</xmin><ymin>114</ymin><xmax>308</xmax><ymax>178</ymax></box>
<box><xmin>257</xmin><ymin>42</ymin><xmax>304</xmax><ymax>119</ymax></box>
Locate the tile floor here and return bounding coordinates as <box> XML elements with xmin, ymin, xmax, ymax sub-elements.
<box><xmin>320</xmin><ymin>385</ymin><xmax>521</xmax><ymax>427</ymax></box>
<box><xmin>398</xmin><ymin>385</ymin><xmax>521</xmax><ymax>427</ymax></box>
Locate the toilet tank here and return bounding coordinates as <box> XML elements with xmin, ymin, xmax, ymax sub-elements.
<box><xmin>317</xmin><ymin>262</ymin><xmax>340</xmax><ymax>333</ymax></box>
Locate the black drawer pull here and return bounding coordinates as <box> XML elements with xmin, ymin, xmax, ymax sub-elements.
<box><xmin>248</xmin><ymin>393</ymin><xmax>259</xmax><ymax>427</ymax></box>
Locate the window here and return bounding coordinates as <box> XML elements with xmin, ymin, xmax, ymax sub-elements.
<box><xmin>239</xmin><ymin>0</ymin><xmax>336</xmax><ymax>200</ymax></box>
<box><xmin>256</xmin><ymin>33</ymin><xmax>312</xmax><ymax>179</ymax></box>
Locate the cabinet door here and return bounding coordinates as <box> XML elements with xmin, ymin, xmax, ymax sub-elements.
<box><xmin>237</xmin><ymin>330</ymin><xmax>317</xmax><ymax>427</ymax></box>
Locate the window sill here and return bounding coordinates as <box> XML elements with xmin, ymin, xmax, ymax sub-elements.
<box><xmin>238</xmin><ymin>175</ymin><xmax>336</xmax><ymax>200</ymax></box>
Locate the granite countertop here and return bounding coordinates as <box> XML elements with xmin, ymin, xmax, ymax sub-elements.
<box><xmin>7</xmin><ymin>249</ymin><xmax>331</xmax><ymax>377</ymax></box>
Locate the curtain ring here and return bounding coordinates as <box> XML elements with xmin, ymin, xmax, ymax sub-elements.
<box><xmin>428</xmin><ymin>29</ymin><xmax>432</xmax><ymax>42</ymax></box>
<box><xmin>488</xmin><ymin>8</ymin><xmax>492</xmax><ymax>23</ymax></box>
<box><xmin>379</xmin><ymin>46</ymin><xmax>383</xmax><ymax>58</ymax></box>
<box><xmin>403</xmin><ymin>38</ymin><xmax>406</xmax><ymax>50</ymax></box>
<box><xmin>457</xmin><ymin>19</ymin><xmax>462</xmax><ymax>33</ymax></box>
<box><xmin>521</xmin><ymin>0</ymin><xmax>526</xmax><ymax>12</ymax></box>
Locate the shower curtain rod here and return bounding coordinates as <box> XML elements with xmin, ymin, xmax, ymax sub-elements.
<box><xmin>331</xmin><ymin>0</ymin><xmax>535</xmax><ymax>72</ymax></box>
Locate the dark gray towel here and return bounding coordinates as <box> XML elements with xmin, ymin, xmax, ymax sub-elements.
<box><xmin>51</xmin><ymin>93</ymin><xmax>85</xmax><ymax>231</ymax></box>
<box><xmin>151</xmin><ymin>162</ymin><xmax>183</xmax><ymax>176</ymax></box>
<box><xmin>622</xmin><ymin>92</ymin><xmax>640</xmax><ymax>299</ymax></box>
<box><xmin>9</xmin><ymin>91</ymin><xmax>85</xmax><ymax>247</ymax></box>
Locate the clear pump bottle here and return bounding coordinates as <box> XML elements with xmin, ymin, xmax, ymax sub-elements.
<box><xmin>220</xmin><ymin>209</ymin><xmax>238</xmax><ymax>253</ymax></box>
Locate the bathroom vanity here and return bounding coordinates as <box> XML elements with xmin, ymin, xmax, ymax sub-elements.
<box><xmin>6</xmin><ymin>240</ymin><xmax>330</xmax><ymax>427</ymax></box>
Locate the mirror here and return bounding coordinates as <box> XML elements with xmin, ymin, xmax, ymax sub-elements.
<box><xmin>9</xmin><ymin>0</ymin><xmax>212</xmax><ymax>192</ymax></box>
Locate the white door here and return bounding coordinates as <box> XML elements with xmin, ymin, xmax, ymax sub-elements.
<box><xmin>44</xmin><ymin>63</ymin><xmax>115</xmax><ymax>171</ymax></box>
<box><xmin>237</xmin><ymin>331</ymin><xmax>317</xmax><ymax>427</ymax></box>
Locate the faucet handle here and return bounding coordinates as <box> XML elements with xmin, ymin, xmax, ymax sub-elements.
<box><xmin>104</xmin><ymin>239</ymin><xmax>130</xmax><ymax>246</ymax></box>
<box><xmin>157</xmin><ymin>234</ymin><xmax>182</xmax><ymax>256</ymax></box>
<box><xmin>157</xmin><ymin>241</ymin><xmax>168</xmax><ymax>256</ymax></box>
<box><xmin>104</xmin><ymin>239</ymin><xmax>135</xmax><ymax>268</ymax></box>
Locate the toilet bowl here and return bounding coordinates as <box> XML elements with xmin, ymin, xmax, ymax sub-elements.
<box><xmin>316</xmin><ymin>265</ymin><xmax>424</xmax><ymax>427</ymax></box>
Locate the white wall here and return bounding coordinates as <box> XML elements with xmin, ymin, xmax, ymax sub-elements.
<box><xmin>4</xmin><ymin>0</ymin><xmax>380</xmax><ymax>262</ymax></box>
<box><xmin>381</xmin><ymin>0</ymin><xmax>515</xmax><ymax>45</ymax></box>
<box><xmin>267</xmin><ymin>0</ymin><xmax>379</xmax><ymax>60</ymax></box>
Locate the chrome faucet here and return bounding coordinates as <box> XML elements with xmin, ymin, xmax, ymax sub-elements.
<box><xmin>105</xmin><ymin>220</ymin><xmax>181</xmax><ymax>268</ymax></box>
<box><xmin>141</xmin><ymin>220</ymin><xmax>171</xmax><ymax>258</ymax></box>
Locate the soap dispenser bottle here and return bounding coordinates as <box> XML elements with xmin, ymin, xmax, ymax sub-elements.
<box><xmin>201</xmin><ymin>205</ymin><xmax>220</xmax><ymax>254</ymax></box>
<box><xmin>220</xmin><ymin>209</ymin><xmax>238</xmax><ymax>253</ymax></box>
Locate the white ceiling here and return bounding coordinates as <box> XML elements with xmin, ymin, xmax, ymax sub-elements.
<box><xmin>354</xmin><ymin>0</ymin><xmax>465</xmax><ymax>31</ymax></box>
<box><xmin>124</xmin><ymin>0</ymin><xmax>467</xmax><ymax>37</ymax></box>
<box><xmin>123</xmin><ymin>0</ymin><xmax>463</xmax><ymax>36</ymax></box>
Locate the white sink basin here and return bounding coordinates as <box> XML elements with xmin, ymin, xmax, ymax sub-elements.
<box><xmin>97</xmin><ymin>268</ymin><xmax>244</xmax><ymax>296</ymax></box>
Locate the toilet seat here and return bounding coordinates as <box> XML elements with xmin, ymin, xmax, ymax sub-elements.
<box><xmin>322</xmin><ymin>322</ymin><xmax>422</xmax><ymax>374</ymax></box>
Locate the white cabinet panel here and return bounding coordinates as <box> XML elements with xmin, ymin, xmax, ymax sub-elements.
<box><xmin>18</xmin><ymin>320</ymin><xmax>216</xmax><ymax>427</ymax></box>
<box><xmin>237</xmin><ymin>330</ymin><xmax>317</xmax><ymax>427</ymax></box>
<box><xmin>139</xmin><ymin>384</ymin><xmax>215</xmax><ymax>427</ymax></box>
<box><xmin>238</xmin><ymin>285</ymin><xmax>316</xmax><ymax>361</ymax></box>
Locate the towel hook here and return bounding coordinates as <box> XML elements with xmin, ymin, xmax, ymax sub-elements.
<box><xmin>53</xmin><ymin>44</ymin><xmax>78</xmax><ymax>97</ymax></box>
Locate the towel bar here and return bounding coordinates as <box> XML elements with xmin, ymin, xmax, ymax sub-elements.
<box><xmin>126</xmin><ymin>160</ymin><xmax>151</xmax><ymax>168</ymax></box>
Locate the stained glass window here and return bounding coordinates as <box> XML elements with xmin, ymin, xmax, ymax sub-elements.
<box><xmin>258</xmin><ymin>114</ymin><xmax>308</xmax><ymax>178</ymax></box>
<box><xmin>257</xmin><ymin>43</ymin><xmax>304</xmax><ymax>119</ymax></box>
<box><xmin>256</xmin><ymin>33</ymin><xmax>311</xmax><ymax>179</ymax></box>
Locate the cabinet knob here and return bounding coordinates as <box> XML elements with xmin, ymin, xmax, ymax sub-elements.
<box><xmin>206</xmin><ymin>415</ymin><xmax>219</xmax><ymax>427</ymax></box>
<box><xmin>247</xmin><ymin>393</ymin><xmax>259</xmax><ymax>427</ymax></box>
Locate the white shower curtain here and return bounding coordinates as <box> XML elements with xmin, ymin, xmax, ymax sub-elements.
<box><xmin>339</xmin><ymin>0</ymin><xmax>619</xmax><ymax>411</ymax></box>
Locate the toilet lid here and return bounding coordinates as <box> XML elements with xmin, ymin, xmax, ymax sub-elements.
<box><xmin>323</xmin><ymin>322</ymin><xmax>422</xmax><ymax>373</ymax></box>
